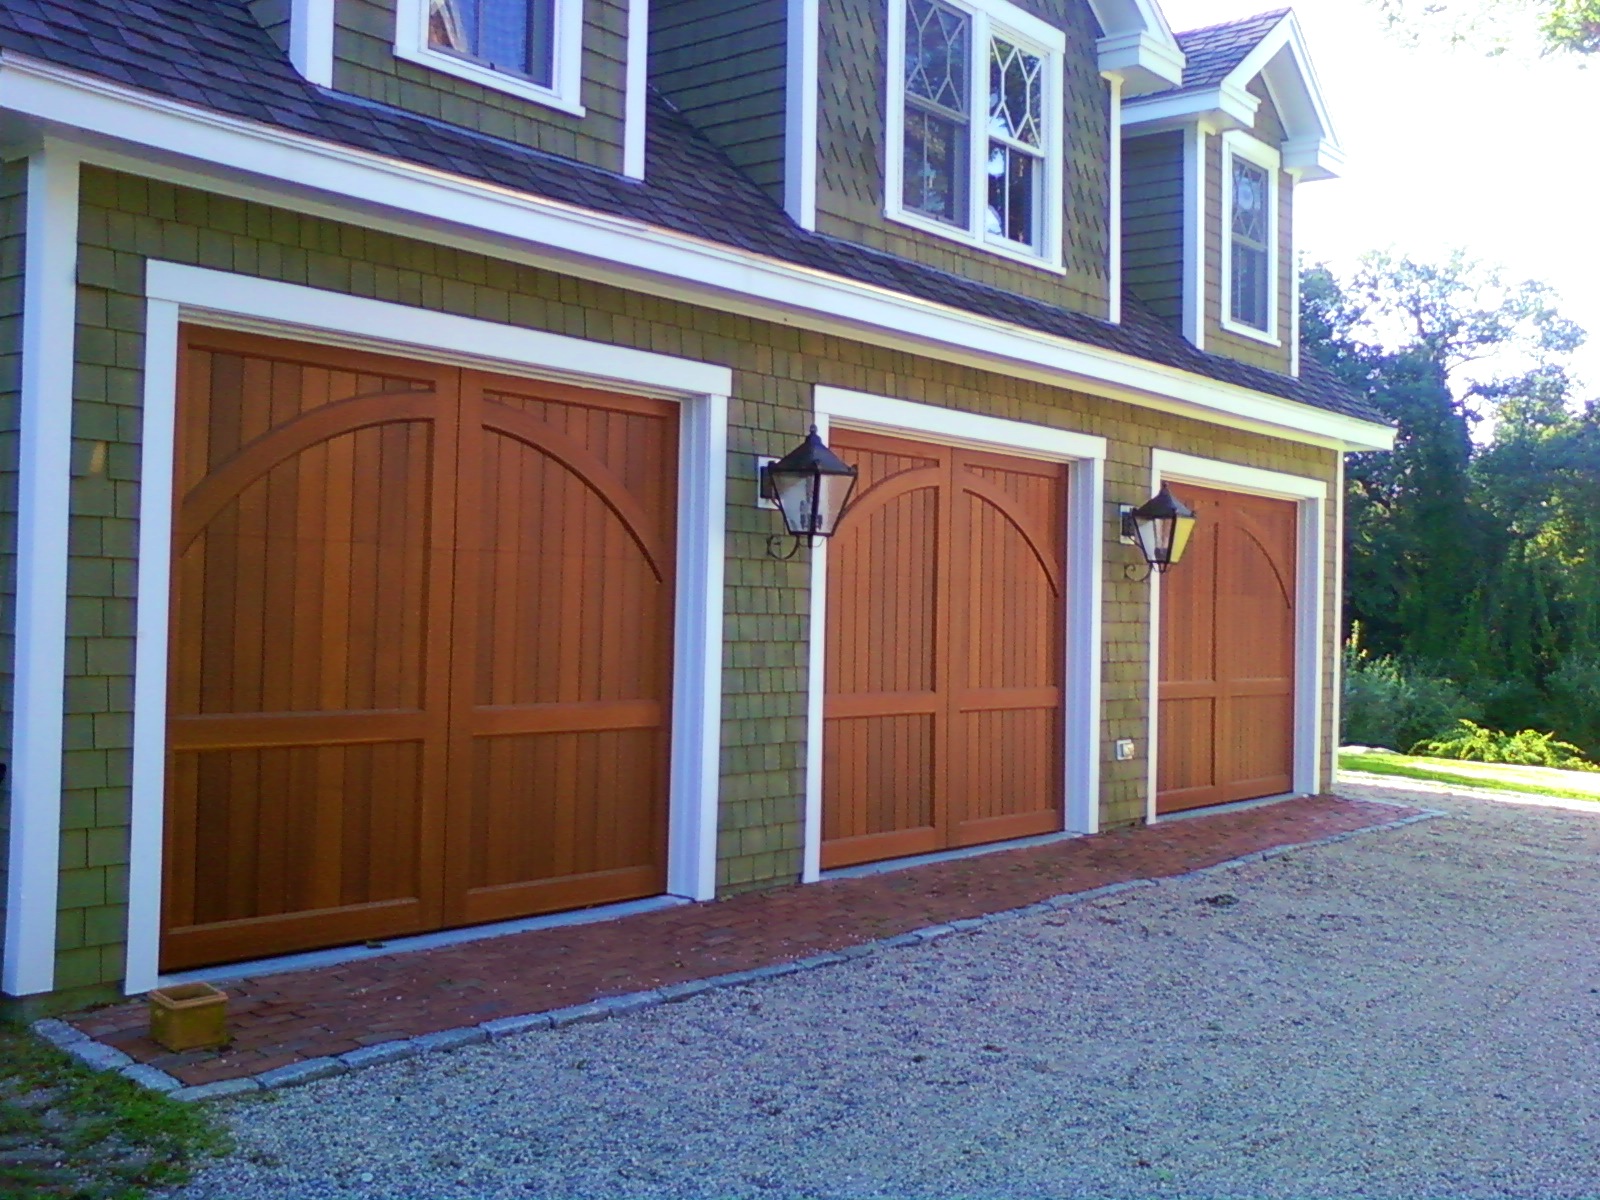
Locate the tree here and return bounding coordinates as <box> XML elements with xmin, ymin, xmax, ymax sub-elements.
<box><xmin>1371</xmin><ymin>0</ymin><xmax>1600</xmax><ymax>55</ymax></box>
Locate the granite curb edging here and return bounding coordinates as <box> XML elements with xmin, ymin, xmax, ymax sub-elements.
<box><xmin>33</xmin><ymin>806</ymin><xmax>1446</xmax><ymax>1102</ymax></box>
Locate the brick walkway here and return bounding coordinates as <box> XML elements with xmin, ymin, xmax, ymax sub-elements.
<box><xmin>70</xmin><ymin>794</ymin><xmax>1408</xmax><ymax>1086</ymax></box>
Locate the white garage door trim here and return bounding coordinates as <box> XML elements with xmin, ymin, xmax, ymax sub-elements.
<box><xmin>124</xmin><ymin>262</ymin><xmax>730</xmax><ymax>994</ymax></box>
<box><xmin>801</xmin><ymin>386</ymin><xmax>1107</xmax><ymax>882</ymax></box>
<box><xmin>1145</xmin><ymin>449</ymin><xmax>1328</xmax><ymax>825</ymax></box>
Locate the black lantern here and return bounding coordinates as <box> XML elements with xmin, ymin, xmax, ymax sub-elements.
<box><xmin>760</xmin><ymin>426</ymin><xmax>859</xmax><ymax>558</ymax></box>
<box><xmin>1122</xmin><ymin>483</ymin><xmax>1197</xmax><ymax>576</ymax></box>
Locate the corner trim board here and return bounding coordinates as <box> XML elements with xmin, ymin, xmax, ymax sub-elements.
<box><xmin>288</xmin><ymin>0</ymin><xmax>334</xmax><ymax>88</ymax></box>
<box><xmin>123</xmin><ymin>264</ymin><xmax>729</xmax><ymax>993</ymax></box>
<box><xmin>623</xmin><ymin>0</ymin><xmax>647</xmax><ymax>178</ymax></box>
<box><xmin>784</xmin><ymin>0</ymin><xmax>819</xmax><ymax>228</ymax></box>
<box><xmin>1</xmin><ymin>143</ymin><xmax>79</xmax><ymax>998</ymax></box>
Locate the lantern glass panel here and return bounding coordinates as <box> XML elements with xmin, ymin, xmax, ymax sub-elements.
<box><xmin>1168</xmin><ymin>511</ymin><xmax>1196</xmax><ymax>565</ymax></box>
<box><xmin>771</xmin><ymin>470</ymin><xmax>822</xmax><ymax>536</ymax></box>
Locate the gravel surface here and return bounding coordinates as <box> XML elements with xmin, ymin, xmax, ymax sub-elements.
<box><xmin>166</xmin><ymin>784</ymin><xmax>1600</xmax><ymax>1200</ymax></box>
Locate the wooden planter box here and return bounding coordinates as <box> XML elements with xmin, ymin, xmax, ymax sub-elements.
<box><xmin>148</xmin><ymin>982</ymin><xmax>228</xmax><ymax>1052</ymax></box>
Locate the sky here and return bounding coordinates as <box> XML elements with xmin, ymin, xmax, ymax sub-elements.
<box><xmin>1159</xmin><ymin>0</ymin><xmax>1600</xmax><ymax>395</ymax></box>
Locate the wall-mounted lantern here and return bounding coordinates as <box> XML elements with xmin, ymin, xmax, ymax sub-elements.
<box><xmin>759</xmin><ymin>426</ymin><xmax>859</xmax><ymax>559</ymax></box>
<box><xmin>1120</xmin><ymin>483</ymin><xmax>1197</xmax><ymax>580</ymax></box>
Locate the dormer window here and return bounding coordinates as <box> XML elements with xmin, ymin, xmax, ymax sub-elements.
<box><xmin>395</xmin><ymin>0</ymin><xmax>584</xmax><ymax>115</ymax></box>
<box><xmin>1220</xmin><ymin>132</ymin><xmax>1281</xmax><ymax>343</ymax></box>
<box><xmin>886</xmin><ymin>0</ymin><xmax>1065</xmax><ymax>270</ymax></box>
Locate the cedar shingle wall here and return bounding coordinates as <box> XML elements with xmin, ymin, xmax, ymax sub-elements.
<box><xmin>1120</xmin><ymin>130</ymin><xmax>1183</xmax><ymax>326</ymax></box>
<box><xmin>53</xmin><ymin>165</ymin><xmax>1340</xmax><ymax>998</ymax></box>
<box><xmin>650</xmin><ymin>0</ymin><xmax>788</xmax><ymax>205</ymax></box>
<box><xmin>331</xmin><ymin>0</ymin><xmax>628</xmax><ymax>171</ymax></box>
<box><xmin>0</xmin><ymin>161</ymin><xmax>25</xmax><ymax>956</ymax></box>
<box><xmin>814</xmin><ymin>0</ymin><xmax>1111</xmax><ymax>315</ymax></box>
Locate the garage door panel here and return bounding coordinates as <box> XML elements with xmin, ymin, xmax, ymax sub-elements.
<box><xmin>957</xmin><ymin>706</ymin><xmax>1060</xmax><ymax>834</ymax></box>
<box><xmin>822</xmin><ymin>713</ymin><xmax>937</xmax><ymax>845</ymax></box>
<box><xmin>1158</xmin><ymin>483</ymin><xmax>1297</xmax><ymax>816</ymax></box>
<box><xmin>959</xmin><ymin>490</ymin><xmax>1061</xmax><ymax>691</ymax></box>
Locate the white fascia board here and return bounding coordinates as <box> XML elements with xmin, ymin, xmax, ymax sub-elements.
<box><xmin>1223</xmin><ymin>12</ymin><xmax>1343</xmax><ymax>175</ymax></box>
<box><xmin>1095</xmin><ymin>30</ymin><xmax>1185</xmax><ymax>93</ymax></box>
<box><xmin>0</xmin><ymin>54</ymin><xmax>1394</xmax><ymax>452</ymax></box>
<box><xmin>288</xmin><ymin>0</ymin><xmax>334</xmax><ymax>88</ymax></box>
<box><xmin>1122</xmin><ymin>84</ymin><xmax>1256</xmax><ymax>133</ymax></box>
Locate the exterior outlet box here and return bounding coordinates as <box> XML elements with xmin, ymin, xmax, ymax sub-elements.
<box><xmin>1117</xmin><ymin>504</ymin><xmax>1136</xmax><ymax>544</ymax></box>
<box><xmin>1114</xmin><ymin>738</ymin><xmax>1136</xmax><ymax>761</ymax></box>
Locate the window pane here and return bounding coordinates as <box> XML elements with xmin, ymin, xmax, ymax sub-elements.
<box><xmin>988</xmin><ymin>38</ymin><xmax>1042</xmax><ymax>148</ymax></box>
<box><xmin>1231</xmin><ymin>158</ymin><xmax>1269</xmax><ymax>247</ymax></box>
<box><xmin>905</xmin><ymin>0</ymin><xmax>970</xmax><ymax>114</ymax></box>
<box><xmin>1231</xmin><ymin>242</ymin><xmax>1270</xmax><ymax>329</ymax></box>
<box><xmin>428</xmin><ymin>0</ymin><xmax>554</xmax><ymax>87</ymax></box>
<box><xmin>904</xmin><ymin>107</ymin><xmax>968</xmax><ymax>224</ymax></box>
<box><xmin>986</xmin><ymin>141</ymin><xmax>1037</xmax><ymax>246</ymax></box>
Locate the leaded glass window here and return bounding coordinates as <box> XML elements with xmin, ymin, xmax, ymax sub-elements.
<box><xmin>902</xmin><ymin>0</ymin><xmax>971</xmax><ymax>225</ymax></box>
<box><xmin>429</xmin><ymin>0</ymin><xmax>555</xmax><ymax>87</ymax></box>
<box><xmin>1229</xmin><ymin>156</ymin><xmax>1271</xmax><ymax>331</ymax></box>
<box><xmin>985</xmin><ymin>37</ymin><xmax>1043</xmax><ymax>247</ymax></box>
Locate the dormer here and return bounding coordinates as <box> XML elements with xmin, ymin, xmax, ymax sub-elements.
<box><xmin>249</xmin><ymin>0</ymin><xmax>645</xmax><ymax>177</ymax></box>
<box><xmin>1118</xmin><ymin>8</ymin><xmax>1340</xmax><ymax>376</ymax></box>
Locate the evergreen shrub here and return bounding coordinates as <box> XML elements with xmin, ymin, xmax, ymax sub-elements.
<box><xmin>1412</xmin><ymin>719</ymin><xmax>1600</xmax><ymax>771</ymax></box>
<box><xmin>1341</xmin><ymin>642</ymin><xmax>1476</xmax><ymax>752</ymax></box>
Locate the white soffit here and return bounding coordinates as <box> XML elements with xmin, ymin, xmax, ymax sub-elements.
<box><xmin>0</xmin><ymin>53</ymin><xmax>1391</xmax><ymax>451</ymax></box>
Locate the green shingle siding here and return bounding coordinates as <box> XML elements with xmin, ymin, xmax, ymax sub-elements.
<box><xmin>650</xmin><ymin>0</ymin><xmax>789</xmax><ymax>204</ymax></box>
<box><xmin>45</xmin><ymin>165</ymin><xmax>1338</xmax><ymax>997</ymax></box>
<box><xmin>1121</xmin><ymin>130</ymin><xmax>1184</xmax><ymax>325</ymax></box>
<box><xmin>815</xmin><ymin>0</ymin><xmax>1111</xmax><ymax>316</ymax></box>
<box><xmin>332</xmin><ymin>0</ymin><xmax>628</xmax><ymax>171</ymax></box>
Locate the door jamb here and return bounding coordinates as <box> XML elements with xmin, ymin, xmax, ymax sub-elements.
<box><xmin>802</xmin><ymin>387</ymin><xmax>1107</xmax><ymax>883</ymax></box>
<box><xmin>125</xmin><ymin>263</ymin><xmax>730</xmax><ymax>994</ymax></box>
<box><xmin>1145</xmin><ymin>449</ymin><xmax>1328</xmax><ymax>825</ymax></box>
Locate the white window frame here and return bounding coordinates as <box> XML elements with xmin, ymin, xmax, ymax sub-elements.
<box><xmin>1219</xmin><ymin>129</ymin><xmax>1281</xmax><ymax>344</ymax></box>
<box><xmin>884</xmin><ymin>0</ymin><xmax>1066</xmax><ymax>272</ymax></box>
<box><xmin>394</xmin><ymin>0</ymin><xmax>587</xmax><ymax>117</ymax></box>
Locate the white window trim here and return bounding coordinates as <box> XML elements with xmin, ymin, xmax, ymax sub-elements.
<box><xmin>1219</xmin><ymin>130</ymin><xmax>1281</xmax><ymax>346</ymax></box>
<box><xmin>884</xmin><ymin>0</ymin><xmax>1067</xmax><ymax>271</ymax></box>
<box><xmin>123</xmin><ymin>263</ymin><xmax>728</xmax><ymax>994</ymax></box>
<box><xmin>800</xmin><ymin>387</ymin><xmax>1106</xmax><ymax>884</ymax></box>
<box><xmin>1143</xmin><ymin>449</ymin><xmax>1327</xmax><ymax>826</ymax></box>
<box><xmin>393</xmin><ymin>0</ymin><xmax>586</xmax><ymax>118</ymax></box>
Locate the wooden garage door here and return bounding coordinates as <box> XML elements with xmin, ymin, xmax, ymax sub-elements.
<box><xmin>822</xmin><ymin>429</ymin><xmax>1066</xmax><ymax>869</ymax></box>
<box><xmin>1157</xmin><ymin>484</ymin><xmax>1297</xmax><ymax>815</ymax></box>
<box><xmin>162</xmin><ymin>328</ymin><xmax>675</xmax><ymax>970</ymax></box>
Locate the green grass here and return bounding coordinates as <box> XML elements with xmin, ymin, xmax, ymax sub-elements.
<box><xmin>0</xmin><ymin>1023</ymin><xmax>230</xmax><ymax>1200</ymax></box>
<box><xmin>1339</xmin><ymin>749</ymin><xmax>1600</xmax><ymax>802</ymax></box>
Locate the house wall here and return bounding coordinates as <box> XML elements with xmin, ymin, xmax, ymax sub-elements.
<box><xmin>650</xmin><ymin>0</ymin><xmax>789</xmax><ymax>206</ymax></box>
<box><xmin>814</xmin><ymin>0</ymin><xmax>1111</xmax><ymax>316</ymax></box>
<box><xmin>1120</xmin><ymin>129</ymin><xmax>1183</xmax><ymax>326</ymax></box>
<box><xmin>40</xmin><ymin>164</ymin><xmax>1339</xmax><ymax>1008</ymax></box>
<box><xmin>0</xmin><ymin>161</ymin><xmax>26</xmax><ymax>961</ymax></box>
<box><xmin>1203</xmin><ymin>80</ymin><xmax>1294</xmax><ymax>374</ymax></box>
<box><xmin>331</xmin><ymin>0</ymin><xmax>628</xmax><ymax>171</ymax></box>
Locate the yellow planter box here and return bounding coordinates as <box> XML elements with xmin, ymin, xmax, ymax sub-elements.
<box><xmin>147</xmin><ymin>982</ymin><xmax>228</xmax><ymax>1052</ymax></box>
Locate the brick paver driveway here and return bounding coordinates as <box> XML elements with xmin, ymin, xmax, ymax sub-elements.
<box><xmin>168</xmin><ymin>783</ymin><xmax>1600</xmax><ymax>1200</ymax></box>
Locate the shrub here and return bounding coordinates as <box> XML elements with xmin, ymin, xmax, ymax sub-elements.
<box><xmin>1341</xmin><ymin>643</ymin><xmax>1476</xmax><ymax>752</ymax></box>
<box><xmin>1541</xmin><ymin>654</ymin><xmax>1600</xmax><ymax>759</ymax></box>
<box><xmin>1412</xmin><ymin>719</ymin><xmax>1600</xmax><ymax>771</ymax></box>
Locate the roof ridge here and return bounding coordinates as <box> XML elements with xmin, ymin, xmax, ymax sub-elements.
<box><xmin>1173</xmin><ymin>7</ymin><xmax>1291</xmax><ymax>40</ymax></box>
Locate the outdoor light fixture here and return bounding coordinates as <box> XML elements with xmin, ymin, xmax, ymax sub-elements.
<box><xmin>1121</xmin><ymin>483</ymin><xmax>1197</xmax><ymax>579</ymax></box>
<box><xmin>760</xmin><ymin>425</ymin><xmax>859</xmax><ymax>559</ymax></box>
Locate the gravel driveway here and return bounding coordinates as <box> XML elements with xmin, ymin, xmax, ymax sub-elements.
<box><xmin>167</xmin><ymin>783</ymin><xmax>1600</xmax><ymax>1200</ymax></box>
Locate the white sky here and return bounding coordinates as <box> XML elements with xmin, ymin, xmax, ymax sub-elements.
<box><xmin>1159</xmin><ymin>0</ymin><xmax>1600</xmax><ymax>395</ymax></box>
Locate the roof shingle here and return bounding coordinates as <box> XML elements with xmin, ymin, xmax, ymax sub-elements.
<box><xmin>1173</xmin><ymin>8</ymin><xmax>1289</xmax><ymax>91</ymax></box>
<box><xmin>0</xmin><ymin>0</ymin><xmax>1382</xmax><ymax>425</ymax></box>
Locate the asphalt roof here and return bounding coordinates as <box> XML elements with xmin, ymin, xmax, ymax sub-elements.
<box><xmin>0</xmin><ymin>0</ymin><xmax>1382</xmax><ymax>426</ymax></box>
<box><xmin>1173</xmin><ymin>8</ymin><xmax>1290</xmax><ymax>91</ymax></box>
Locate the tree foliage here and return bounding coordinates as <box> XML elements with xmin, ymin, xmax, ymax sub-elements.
<box><xmin>1371</xmin><ymin>0</ymin><xmax>1600</xmax><ymax>55</ymax></box>
<box><xmin>1307</xmin><ymin>253</ymin><xmax>1600</xmax><ymax>752</ymax></box>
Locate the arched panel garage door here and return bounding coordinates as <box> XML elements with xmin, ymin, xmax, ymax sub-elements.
<box><xmin>1157</xmin><ymin>483</ymin><xmax>1297</xmax><ymax>815</ymax></box>
<box><xmin>162</xmin><ymin>328</ymin><xmax>676</xmax><ymax>970</ymax></box>
<box><xmin>822</xmin><ymin>429</ymin><xmax>1067</xmax><ymax>869</ymax></box>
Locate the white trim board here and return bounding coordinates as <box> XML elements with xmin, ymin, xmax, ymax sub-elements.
<box><xmin>783</xmin><ymin>0</ymin><xmax>819</xmax><ymax>228</ymax></box>
<box><xmin>1143</xmin><ymin>448</ymin><xmax>1328</xmax><ymax>825</ymax></box>
<box><xmin>287</xmin><ymin>0</ymin><xmax>334</xmax><ymax>88</ymax></box>
<box><xmin>623</xmin><ymin>0</ymin><xmax>648</xmax><ymax>179</ymax></box>
<box><xmin>123</xmin><ymin>264</ymin><xmax>729</xmax><ymax>994</ymax></box>
<box><xmin>0</xmin><ymin>56</ymin><xmax>1393</xmax><ymax>453</ymax></box>
<box><xmin>800</xmin><ymin>387</ymin><xmax>1106</xmax><ymax>883</ymax></box>
<box><xmin>1</xmin><ymin>142</ymin><xmax>79</xmax><ymax>998</ymax></box>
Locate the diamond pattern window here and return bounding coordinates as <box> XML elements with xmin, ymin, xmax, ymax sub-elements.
<box><xmin>1228</xmin><ymin>156</ymin><xmax>1272</xmax><ymax>332</ymax></box>
<box><xmin>890</xmin><ymin>0</ymin><xmax>1063</xmax><ymax>266</ymax></box>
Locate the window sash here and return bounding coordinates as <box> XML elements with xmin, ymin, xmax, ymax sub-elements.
<box><xmin>428</xmin><ymin>0</ymin><xmax>556</xmax><ymax>88</ymax></box>
<box><xmin>1226</xmin><ymin>150</ymin><xmax>1275</xmax><ymax>333</ymax></box>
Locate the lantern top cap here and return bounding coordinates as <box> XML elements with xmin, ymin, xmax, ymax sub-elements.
<box><xmin>769</xmin><ymin>425</ymin><xmax>857</xmax><ymax>477</ymax></box>
<box><xmin>1131</xmin><ymin>482</ymin><xmax>1194</xmax><ymax>521</ymax></box>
